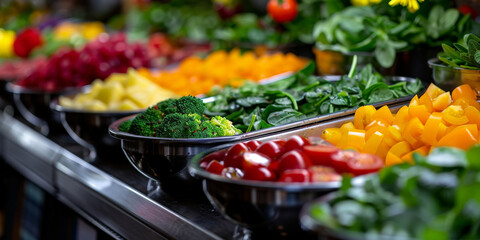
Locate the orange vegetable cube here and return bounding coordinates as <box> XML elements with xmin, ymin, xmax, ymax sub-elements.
<box><xmin>321</xmin><ymin>128</ymin><xmax>342</xmax><ymax>145</ymax></box>
<box><xmin>465</xmin><ymin>106</ymin><xmax>480</xmax><ymax>128</ymax></box>
<box><xmin>419</xmin><ymin>93</ymin><xmax>434</xmax><ymax>113</ymax></box>
<box><xmin>432</xmin><ymin>92</ymin><xmax>452</xmax><ymax>112</ymax></box>
<box><xmin>354</xmin><ymin>105</ymin><xmax>377</xmax><ymax>129</ymax></box>
<box><xmin>453</xmin><ymin>97</ymin><xmax>480</xmax><ymax>110</ymax></box>
<box><xmin>452</xmin><ymin>84</ymin><xmax>477</xmax><ymax>101</ymax></box>
<box><xmin>392</xmin><ymin>106</ymin><xmax>409</xmax><ymax>129</ymax></box>
<box><xmin>408</xmin><ymin>105</ymin><xmax>431</xmax><ymax>124</ymax></box>
<box><xmin>438</xmin><ymin>125</ymin><xmax>478</xmax><ymax>150</ymax></box>
<box><xmin>385</xmin><ymin>152</ymin><xmax>404</xmax><ymax>167</ymax></box>
<box><xmin>401</xmin><ymin>145</ymin><xmax>431</xmax><ymax>163</ymax></box>
<box><xmin>372</xmin><ymin>106</ymin><xmax>394</xmax><ymax>125</ymax></box>
<box><xmin>421</xmin><ymin>112</ymin><xmax>443</xmax><ymax>145</ymax></box>
<box><xmin>363</xmin><ymin>131</ymin><xmax>384</xmax><ymax>154</ymax></box>
<box><xmin>425</xmin><ymin>83</ymin><xmax>445</xmax><ymax>100</ymax></box>
<box><xmin>343</xmin><ymin>129</ymin><xmax>366</xmax><ymax>151</ymax></box>
<box><xmin>403</xmin><ymin>117</ymin><xmax>425</xmax><ymax>147</ymax></box>
<box><xmin>409</xmin><ymin>95</ymin><xmax>420</xmax><ymax>106</ymax></box>
<box><xmin>442</xmin><ymin>105</ymin><xmax>469</xmax><ymax>125</ymax></box>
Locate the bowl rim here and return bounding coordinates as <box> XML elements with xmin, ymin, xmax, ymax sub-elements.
<box><xmin>186</xmin><ymin>144</ymin><xmax>376</xmax><ymax>191</ymax></box>
<box><xmin>428</xmin><ymin>58</ymin><xmax>480</xmax><ymax>73</ymax></box>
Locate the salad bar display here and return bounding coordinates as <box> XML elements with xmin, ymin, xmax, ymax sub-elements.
<box><xmin>1</xmin><ymin>0</ymin><xmax>480</xmax><ymax>240</ymax></box>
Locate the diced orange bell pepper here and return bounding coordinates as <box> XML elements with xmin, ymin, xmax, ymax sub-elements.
<box><xmin>388</xmin><ymin>125</ymin><xmax>403</xmax><ymax>142</ymax></box>
<box><xmin>366</xmin><ymin>125</ymin><xmax>388</xmax><ymax>141</ymax></box>
<box><xmin>403</xmin><ymin>117</ymin><xmax>425</xmax><ymax>148</ymax></box>
<box><xmin>353</xmin><ymin>105</ymin><xmax>377</xmax><ymax>129</ymax></box>
<box><xmin>425</xmin><ymin>83</ymin><xmax>445</xmax><ymax>100</ymax></box>
<box><xmin>442</xmin><ymin>105</ymin><xmax>469</xmax><ymax>125</ymax></box>
<box><xmin>437</xmin><ymin>122</ymin><xmax>448</xmax><ymax>140</ymax></box>
<box><xmin>438</xmin><ymin>124</ymin><xmax>478</xmax><ymax>150</ymax></box>
<box><xmin>453</xmin><ymin>97</ymin><xmax>480</xmax><ymax>111</ymax></box>
<box><xmin>420</xmin><ymin>112</ymin><xmax>443</xmax><ymax>145</ymax></box>
<box><xmin>372</xmin><ymin>106</ymin><xmax>394</xmax><ymax>125</ymax></box>
<box><xmin>340</xmin><ymin>122</ymin><xmax>355</xmax><ymax>133</ymax></box>
<box><xmin>385</xmin><ymin>141</ymin><xmax>412</xmax><ymax>166</ymax></box>
<box><xmin>321</xmin><ymin>128</ymin><xmax>342</xmax><ymax>145</ymax></box>
<box><xmin>408</xmin><ymin>105</ymin><xmax>431</xmax><ymax>124</ymax></box>
<box><xmin>452</xmin><ymin>84</ymin><xmax>477</xmax><ymax>101</ymax></box>
<box><xmin>409</xmin><ymin>95</ymin><xmax>420</xmax><ymax>106</ymax></box>
<box><xmin>419</xmin><ymin>94</ymin><xmax>434</xmax><ymax>113</ymax></box>
<box><xmin>401</xmin><ymin>145</ymin><xmax>431</xmax><ymax>163</ymax></box>
<box><xmin>363</xmin><ymin>131</ymin><xmax>384</xmax><ymax>154</ymax></box>
<box><xmin>365</xmin><ymin>119</ymin><xmax>389</xmax><ymax>131</ymax></box>
<box><xmin>376</xmin><ymin>141</ymin><xmax>390</xmax><ymax>160</ymax></box>
<box><xmin>432</xmin><ymin>92</ymin><xmax>452</xmax><ymax>112</ymax></box>
<box><xmin>392</xmin><ymin>106</ymin><xmax>409</xmax><ymax>130</ymax></box>
<box><xmin>465</xmin><ymin>106</ymin><xmax>480</xmax><ymax>128</ymax></box>
<box><xmin>343</xmin><ymin>129</ymin><xmax>366</xmax><ymax>151</ymax></box>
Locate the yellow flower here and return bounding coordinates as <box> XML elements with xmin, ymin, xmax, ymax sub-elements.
<box><xmin>388</xmin><ymin>0</ymin><xmax>424</xmax><ymax>13</ymax></box>
<box><xmin>351</xmin><ymin>0</ymin><xmax>382</xmax><ymax>6</ymax></box>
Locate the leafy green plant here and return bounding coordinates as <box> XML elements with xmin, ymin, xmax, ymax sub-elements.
<box><xmin>438</xmin><ymin>33</ymin><xmax>480</xmax><ymax>70</ymax></box>
<box><xmin>205</xmin><ymin>59</ymin><xmax>422</xmax><ymax>132</ymax></box>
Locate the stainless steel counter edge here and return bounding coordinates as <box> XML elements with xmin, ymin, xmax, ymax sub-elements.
<box><xmin>0</xmin><ymin>111</ymin><xmax>223</xmax><ymax>240</ymax></box>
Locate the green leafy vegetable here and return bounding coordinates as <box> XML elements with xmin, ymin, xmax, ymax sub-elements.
<box><xmin>439</xmin><ymin>33</ymin><xmax>480</xmax><ymax>70</ymax></box>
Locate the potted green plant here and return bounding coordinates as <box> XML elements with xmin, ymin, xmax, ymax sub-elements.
<box><xmin>429</xmin><ymin>33</ymin><xmax>480</xmax><ymax>92</ymax></box>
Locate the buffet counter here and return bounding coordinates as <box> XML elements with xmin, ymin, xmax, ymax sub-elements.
<box><xmin>0</xmin><ymin>110</ymin><xmax>237</xmax><ymax>240</ymax></box>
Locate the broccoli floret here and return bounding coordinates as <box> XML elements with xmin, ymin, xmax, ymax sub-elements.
<box><xmin>118</xmin><ymin>120</ymin><xmax>132</xmax><ymax>132</ymax></box>
<box><xmin>157</xmin><ymin>113</ymin><xmax>203</xmax><ymax>138</ymax></box>
<box><xmin>163</xmin><ymin>95</ymin><xmax>206</xmax><ymax>116</ymax></box>
<box><xmin>156</xmin><ymin>98</ymin><xmax>176</xmax><ymax>113</ymax></box>
<box><xmin>129</xmin><ymin>106</ymin><xmax>162</xmax><ymax>137</ymax></box>
<box><xmin>209</xmin><ymin>116</ymin><xmax>242</xmax><ymax>136</ymax></box>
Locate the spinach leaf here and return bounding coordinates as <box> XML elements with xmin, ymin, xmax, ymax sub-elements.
<box><xmin>267</xmin><ymin>109</ymin><xmax>306</xmax><ymax>126</ymax></box>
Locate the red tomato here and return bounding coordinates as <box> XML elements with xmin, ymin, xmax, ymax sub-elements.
<box><xmin>243</xmin><ymin>167</ymin><xmax>276</xmax><ymax>181</ymax></box>
<box><xmin>241</xmin><ymin>152</ymin><xmax>271</xmax><ymax>170</ymax></box>
<box><xmin>267</xmin><ymin>160</ymin><xmax>280</xmax><ymax>174</ymax></box>
<box><xmin>245</xmin><ymin>140</ymin><xmax>262</xmax><ymax>151</ymax></box>
<box><xmin>330</xmin><ymin>151</ymin><xmax>358</xmax><ymax>173</ymax></box>
<box><xmin>284</xmin><ymin>135</ymin><xmax>311</xmax><ymax>152</ymax></box>
<box><xmin>277</xmin><ymin>150</ymin><xmax>312</xmax><ymax>173</ymax></box>
<box><xmin>256</xmin><ymin>141</ymin><xmax>285</xmax><ymax>160</ymax></box>
<box><xmin>302</xmin><ymin>144</ymin><xmax>340</xmax><ymax>167</ymax></box>
<box><xmin>267</xmin><ymin>0</ymin><xmax>298</xmax><ymax>23</ymax></box>
<box><xmin>206</xmin><ymin>160</ymin><xmax>225</xmax><ymax>175</ymax></box>
<box><xmin>224</xmin><ymin>143</ymin><xmax>250</xmax><ymax>168</ymax></box>
<box><xmin>200</xmin><ymin>149</ymin><xmax>227</xmax><ymax>169</ymax></box>
<box><xmin>222</xmin><ymin>167</ymin><xmax>244</xmax><ymax>179</ymax></box>
<box><xmin>278</xmin><ymin>169</ymin><xmax>310</xmax><ymax>183</ymax></box>
<box><xmin>309</xmin><ymin>166</ymin><xmax>341</xmax><ymax>182</ymax></box>
<box><xmin>346</xmin><ymin>153</ymin><xmax>384</xmax><ymax>176</ymax></box>
<box><xmin>458</xmin><ymin>5</ymin><xmax>478</xmax><ymax>19</ymax></box>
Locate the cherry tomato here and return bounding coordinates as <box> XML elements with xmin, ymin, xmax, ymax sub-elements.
<box><xmin>458</xmin><ymin>5</ymin><xmax>478</xmax><ymax>19</ymax></box>
<box><xmin>200</xmin><ymin>149</ymin><xmax>227</xmax><ymax>169</ymax></box>
<box><xmin>267</xmin><ymin>160</ymin><xmax>280</xmax><ymax>174</ymax></box>
<box><xmin>206</xmin><ymin>160</ymin><xmax>225</xmax><ymax>175</ymax></box>
<box><xmin>222</xmin><ymin>167</ymin><xmax>244</xmax><ymax>179</ymax></box>
<box><xmin>278</xmin><ymin>169</ymin><xmax>310</xmax><ymax>183</ymax></box>
<box><xmin>330</xmin><ymin>151</ymin><xmax>358</xmax><ymax>173</ymax></box>
<box><xmin>277</xmin><ymin>150</ymin><xmax>312</xmax><ymax>173</ymax></box>
<box><xmin>346</xmin><ymin>153</ymin><xmax>384</xmax><ymax>176</ymax></box>
<box><xmin>256</xmin><ymin>141</ymin><xmax>285</xmax><ymax>160</ymax></box>
<box><xmin>267</xmin><ymin>0</ymin><xmax>298</xmax><ymax>23</ymax></box>
<box><xmin>241</xmin><ymin>152</ymin><xmax>271</xmax><ymax>170</ymax></box>
<box><xmin>284</xmin><ymin>135</ymin><xmax>311</xmax><ymax>152</ymax></box>
<box><xmin>224</xmin><ymin>143</ymin><xmax>250</xmax><ymax>168</ymax></box>
<box><xmin>308</xmin><ymin>166</ymin><xmax>341</xmax><ymax>182</ymax></box>
<box><xmin>245</xmin><ymin>140</ymin><xmax>262</xmax><ymax>151</ymax></box>
<box><xmin>302</xmin><ymin>144</ymin><xmax>340</xmax><ymax>167</ymax></box>
<box><xmin>243</xmin><ymin>167</ymin><xmax>276</xmax><ymax>181</ymax></box>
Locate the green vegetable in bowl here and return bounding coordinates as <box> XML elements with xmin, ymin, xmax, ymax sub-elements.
<box><xmin>309</xmin><ymin>145</ymin><xmax>480</xmax><ymax>239</ymax></box>
<box><xmin>120</xmin><ymin>96</ymin><xmax>241</xmax><ymax>138</ymax></box>
<box><xmin>205</xmin><ymin>59</ymin><xmax>423</xmax><ymax>132</ymax></box>
<box><xmin>439</xmin><ymin>33</ymin><xmax>480</xmax><ymax>70</ymax></box>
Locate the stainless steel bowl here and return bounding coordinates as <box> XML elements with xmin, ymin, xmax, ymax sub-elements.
<box><xmin>188</xmin><ymin>144</ymin><xmax>372</xmax><ymax>238</ymax></box>
<box><xmin>428</xmin><ymin>58</ymin><xmax>480</xmax><ymax>92</ymax></box>
<box><xmin>5</xmin><ymin>82</ymin><xmax>85</xmax><ymax>135</ymax></box>
<box><xmin>51</xmin><ymin>96</ymin><xmax>142</xmax><ymax>161</ymax></box>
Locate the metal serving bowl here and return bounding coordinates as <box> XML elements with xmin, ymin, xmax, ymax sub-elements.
<box><xmin>428</xmin><ymin>58</ymin><xmax>480</xmax><ymax>92</ymax></box>
<box><xmin>51</xmin><ymin>96</ymin><xmax>142</xmax><ymax>161</ymax></box>
<box><xmin>188</xmin><ymin>144</ymin><xmax>372</xmax><ymax>238</ymax></box>
<box><xmin>5</xmin><ymin>82</ymin><xmax>86</xmax><ymax>135</ymax></box>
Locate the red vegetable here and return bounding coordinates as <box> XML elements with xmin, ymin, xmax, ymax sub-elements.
<box><xmin>302</xmin><ymin>144</ymin><xmax>340</xmax><ymax>166</ymax></box>
<box><xmin>243</xmin><ymin>167</ymin><xmax>276</xmax><ymax>181</ymax></box>
<box><xmin>13</xmin><ymin>28</ymin><xmax>43</xmax><ymax>58</ymax></box>
<box><xmin>245</xmin><ymin>140</ymin><xmax>262</xmax><ymax>151</ymax></box>
<box><xmin>267</xmin><ymin>0</ymin><xmax>298</xmax><ymax>23</ymax></box>
<box><xmin>256</xmin><ymin>141</ymin><xmax>285</xmax><ymax>160</ymax></box>
<box><xmin>224</xmin><ymin>143</ymin><xmax>249</xmax><ymax>168</ymax></box>
<box><xmin>458</xmin><ymin>5</ymin><xmax>478</xmax><ymax>19</ymax></box>
<box><xmin>278</xmin><ymin>169</ymin><xmax>310</xmax><ymax>183</ymax></box>
<box><xmin>277</xmin><ymin>150</ymin><xmax>312</xmax><ymax>173</ymax></box>
<box><xmin>346</xmin><ymin>153</ymin><xmax>384</xmax><ymax>176</ymax></box>
<box><xmin>284</xmin><ymin>135</ymin><xmax>310</xmax><ymax>152</ymax></box>
<box><xmin>206</xmin><ymin>160</ymin><xmax>225</xmax><ymax>175</ymax></box>
<box><xmin>241</xmin><ymin>152</ymin><xmax>271</xmax><ymax>170</ymax></box>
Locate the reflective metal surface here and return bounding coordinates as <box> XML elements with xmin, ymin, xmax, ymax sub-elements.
<box><xmin>50</xmin><ymin>97</ymin><xmax>142</xmax><ymax>161</ymax></box>
<box><xmin>429</xmin><ymin>58</ymin><xmax>480</xmax><ymax>91</ymax></box>
<box><xmin>5</xmin><ymin>82</ymin><xmax>85</xmax><ymax>135</ymax></box>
